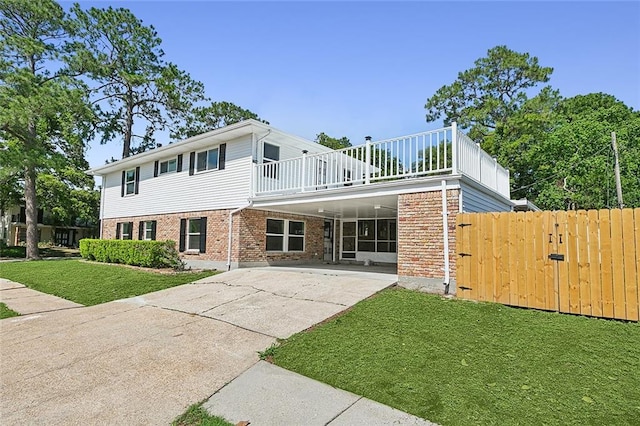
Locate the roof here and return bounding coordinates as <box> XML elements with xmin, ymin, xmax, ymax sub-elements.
<box><xmin>87</xmin><ymin>119</ymin><xmax>330</xmax><ymax>176</ymax></box>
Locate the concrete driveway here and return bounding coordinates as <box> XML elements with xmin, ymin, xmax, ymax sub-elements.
<box><xmin>0</xmin><ymin>266</ymin><xmax>396</xmax><ymax>425</ymax></box>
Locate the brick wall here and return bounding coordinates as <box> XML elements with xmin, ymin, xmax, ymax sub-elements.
<box><xmin>236</xmin><ymin>209</ymin><xmax>324</xmax><ymax>263</ymax></box>
<box><xmin>397</xmin><ymin>189</ymin><xmax>459</xmax><ymax>286</ymax></box>
<box><xmin>101</xmin><ymin>208</ymin><xmax>323</xmax><ymax>265</ymax></box>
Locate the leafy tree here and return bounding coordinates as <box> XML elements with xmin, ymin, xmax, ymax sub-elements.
<box><xmin>0</xmin><ymin>0</ymin><xmax>95</xmax><ymax>258</ymax></box>
<box><xmin>520</xmin><ymin>94</ymin><xmax>640</xmax><ymax>210</ymax></box>
<box><xmin>172</xmin><ymin>101</ymin><xmax>268</xmax><ymax>140</ymax></box>
<box><xmin>315</xmin><ymin>132</ymin><xmax>351</xmax><ymax>150</ymax></box>
<box><xmin>69</xmin><ymin>5</ymin><xmax>206</xmax><ymax>158</ymax></box>
<box><xmin>425</xmin><ymin>45</ymin><xmax>553</xmax><ymax>149</ymax></box>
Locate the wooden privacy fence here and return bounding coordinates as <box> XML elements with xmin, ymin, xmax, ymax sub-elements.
<box><xmin>456</xmin><ymin>209</ymin><xmax>640</xmax><ymax>321</ymax></box>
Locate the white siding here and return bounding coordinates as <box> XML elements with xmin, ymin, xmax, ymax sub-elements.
<box><xmin>102</xmin><ymin>135</ymin><xmax>253</xmax><ymax>218</ymax></box>
<box><xmin>461</xmin><ymin>183</ymin><xmax>511</xmax><ymax>213</ymax></box>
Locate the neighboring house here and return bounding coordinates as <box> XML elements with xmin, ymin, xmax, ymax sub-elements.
<box><xmin>88</xmin><ymin>119</ymin><xmax>513</xmax><ymax>293</ymax></box>
<box><xmin>1</xmin><ymin>205</ymin><xmax>95</xmax><ymax>248</ymax></box>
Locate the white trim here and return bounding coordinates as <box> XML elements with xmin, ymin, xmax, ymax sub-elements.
<box><xmin>265</xmin><ymin>218</ymin><xmax>305</xmax><ymax>252</ymax></box>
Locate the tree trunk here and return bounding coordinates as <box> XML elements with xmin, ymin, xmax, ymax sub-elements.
<box><xmin>24</xmin><ymin>166</ymin><xmax>40</xmax><ymax>260</ymax></box>
<box><xmin>122</xmin><ymin>93</ymin><xmax>134</xmax><ymax>158</ymax></box>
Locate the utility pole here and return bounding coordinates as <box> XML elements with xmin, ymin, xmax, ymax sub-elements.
<box><xmin>611</xmin><ymin>131</ymin><xmax>624</xmax><ymax>209</ymax></box>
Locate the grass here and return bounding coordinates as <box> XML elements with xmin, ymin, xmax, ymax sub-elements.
<box><xmin>0</xmin><ymin>246</ymin><xmax>81</xmax><ymax>259</ymax></box>
<box><xmin>172</xmin><ymin>403</ymin><xmax>233</xmax><ymax>426</ymax></box>
<box><xmin>270</xmin><ymin>288</ymin><xmax>640</xmax><ymax>426</ymax></box>
<box><xmin>0</xmin><ymin>302</ymin><xmax>20</xmax><ymax>319</ymax></box>
<box><xmin>0</xmin><ymin>259</ymin><xmax>217</xmax><ymax>306</ymax></box>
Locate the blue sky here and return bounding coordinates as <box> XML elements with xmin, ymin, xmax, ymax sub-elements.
<box><xmin>71</xmin><ymin>1</ymin><xmax>640</xmax><ymax>168</ymax></box>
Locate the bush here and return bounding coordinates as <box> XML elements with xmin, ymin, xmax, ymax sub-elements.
<box><xmin>79</xmin><ymin>239</ymin><xmax>184</xmax><ymax>270</ymax></box>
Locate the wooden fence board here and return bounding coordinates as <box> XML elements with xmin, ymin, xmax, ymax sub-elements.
<box><xmin>599</xmin><ymin>210</ymin><xmax>615</xmax><ymax>318</ymax></box>
<box><xmin>610</xmin><ymin>209</ymin><xmax>626</xmax><ymax>319</ymax></box>
<box><xmin>555</xmin><ymin>210</ymin><xmax>570</xmax><ymax>314</ymax></box>
<box><xmin>498</xmin><ymin>212</ymin><xmax>511</xmax><ymax>305</ymax></box>
<box><xmin>622</xmin><ymin>208</ymin><xmax>638</xmax><ymax>321</ymax></box>
<box><xmin>587</xmin><ymin>209</ymin><xmax>603</xmax><ymax>317</ymax></box>
<box><xmin>524</xmin><ymin>212</ymin><xmax>537</xmax><ymax>308</ymax></box>
<box><xmin>516</xmin><ymin>213</ymin><xmax>527</xmax><ymax>307</ymax></box>
<box><xmin>577</xmin><ymin>211</ymin><xmax>591</xmax><ymax>316</ymax></box>
<box><xmin>544</xmin><ymin>211</ymin><xmax>557</xmax><ymax>311</ymax></box>
<box><xmin>456</xmin><ymin>212</ymin><xmax>467</xmax><ymax>294</ymax></box>
<box><xmin>636</xmin><ymin>208</ymin><xmax>640</xmax><ymax>319</ymax></box>
<box><xmin>468</xmin><ymin>213</ymin><xmax>479</xmax><ymax>301</ymax></box>
<box><xmin>567</xmin><ymin>211</ymin><xmax>581</xmax><ymax>314</ymax></box>
<box><xmin>508</xmin><ymin>213</ymin><xmax>519</xmax><ymax>305</ymax></box>
<box><xmin>482</xmin><ymin>213</ymin><xmax>494</xmax><ymax>302</ymax></box>
<box><xmin>534</xmin><ymin>211</ymin><xmax>547</xmax><ymax>310</ymax></box>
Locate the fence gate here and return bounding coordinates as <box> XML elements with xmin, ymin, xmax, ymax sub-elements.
<box><xmin>456</xmin><ymin>209</ymin><xmax>640</xmax><ymax>321</ymax></box>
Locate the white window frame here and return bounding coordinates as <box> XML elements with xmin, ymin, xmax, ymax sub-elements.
<box><xmin>196</xmin><ymin>147</ymin><xmax>219</xmax><ymax>173</ymax></box>
<box><xmin>159</xmin><ymin>158</ymin><xmax>177</xmax><ymax>175</ymax></box>
<box><xmin>187</xmin><ymin>218</ymin><xmax>201</xmax><ymax>251</ymax></box>
<box><xmin>143</xmin><ymin>221</ymin><xmax>155</xmax><ymax>240</ymax></box>
<box><xmin>120</xmin><ymin>222</ymin><xmax>132</xmax><ymax>240</ymax></box>
<box><xmin>266</xmin><ymin>218</ymin><xmax>305</xmax><ymax>252</ymax></box>
<box><xmin>124</xmin><ymin>169</ymin><xmax>136</xmax><ymax>195</ymax></box>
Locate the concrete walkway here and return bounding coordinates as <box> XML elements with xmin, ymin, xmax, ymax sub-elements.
<box><xmin>0</xmin><ymin>278</ymin><xmax>83</xmax><ymax>315</ymax></box>
<box><xmin>204</xmin><ymin>361</ymin><xmax>436</xmax><ymax>425</ymax></box>
<box><xmin>1</xmin><ymin>267</ymin><xmax>435</xmax><ymax>425</ymax></box>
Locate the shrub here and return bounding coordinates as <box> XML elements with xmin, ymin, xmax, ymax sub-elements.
<box><xmin>79</xmin><ymin>239</ymin><xmax>184</xmax><ymax>270</ymax></box>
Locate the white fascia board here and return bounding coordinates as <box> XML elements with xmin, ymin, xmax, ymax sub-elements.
<box><xmin>252</xmin><ymin>175</ymin><xmax>462</xmax><ymax>209</ymax></box>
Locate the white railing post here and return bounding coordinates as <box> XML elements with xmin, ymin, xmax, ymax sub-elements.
<box><xmin>365</xmin><ymin>136</ymin><xmax>371</xmax><ymax>185</ymax></box>
<box><xmin>451</xmin><ymin>122</ymin><xmax>458</xmax><ymax>174</ymax></box>
<box><xmin>301</xmin><ymin>150</ymin><xmax>308</xmax><ymax>192</ymax></box>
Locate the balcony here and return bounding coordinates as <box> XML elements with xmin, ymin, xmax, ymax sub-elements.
<box><xmin>253</xmin><ymin>124</ymin><xmax>510</xmax><ymax>199</ymax></box>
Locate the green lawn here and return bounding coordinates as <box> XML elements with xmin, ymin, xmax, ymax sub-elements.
<box><xmin>0</xmin><ymin>302</ymin><xmax>20</xmax><ymax>319</ymax></box>
<box><xmin>0</xmin><ymin>259</ymin><xmax>217</xmax><ymax>306</ymax></box>
<box><xmin>172</xmin><ymin>403</ymin><xmax>233</xmax><ymax>426</ymax></box>
<box><xmin>270</xmin><ymin>288</ymin><xmax>640</xmax><ymax>426</ymax></box>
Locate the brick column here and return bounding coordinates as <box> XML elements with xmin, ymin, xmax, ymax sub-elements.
<box><xmin>397</xmin><ymin>189</ymin><xmax>459</xmax><ymax>294</ymax></box>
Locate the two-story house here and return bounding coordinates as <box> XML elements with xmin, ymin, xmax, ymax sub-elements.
<box><xmin>88</xmin><ymin>119</ymin><xmax>512</xmax><ymax>293</ymax></box>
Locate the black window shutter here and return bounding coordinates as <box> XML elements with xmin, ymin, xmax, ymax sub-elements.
<box><xmin>138</xmin><ymin>221</ymin><xmax>144</xmax><ymax>240</ymax></box>
<box><xmin>199</xmin><ymin>217</ymin><xmax>207</xmax><ymax>253</ymax></box>
<box><xmin>19</xmin><ymin>206</ymin><xmax>25</xmax><ymax>223</ymax></box>
<box><xmin>189</xmin><ymin>152</ymin><xmax>195</xmax><ymax>175</ymax></box>
<box><xmin>116</xmin><ymin>223</ymin><xmax>121</xmax><ymax>240</ymax></box>
<box><xmin>219</xmin><ymin>143</ymin><xmax>226</xmax><ymax>170</ymax></box>
<box><xmin>121</xmin><ymin>171</ymin><xmax>125</xmax><ymax>197</ymax></box>
<box><xmin>151</xmin><ymin>221</ymin><xmax>157</xmax><ymax>240</ymax></box>
<box><xmin>37</xmin><ymin>209</ymin><xmax>43</xmax><ymax>223</ymax></box>
<box><xmin>177</xmin><ymin>154</ymin><xmax>183</xmax><ymax>172</ymax></box>
<box><xmin>134</xmin><ymin>167</ymin><xmax>140</xmax><ymax>194</ymax></box>
<box><xmin>127</xmin><ymin>222</ymin><xmax>134</xmax><ymax>240</ymax></box>
<box><xmin>153</xmin><ymin>161</ymin><xmax>159</xmax><ymax>177</ymax></box>
<box><xmin>179</xmin><ymin>219</ymin><xmax>187</xmax><ymax>252</ymax></box>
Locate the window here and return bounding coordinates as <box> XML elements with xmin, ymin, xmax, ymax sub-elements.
<box><xmin>159</xmin><ymin>158</ymin><xmax>177</xmax><ymax>175</ymax></box>
<box><xmin>263</xmin><ymin>143</ymin><xmax>280</xmax><ymax>178</ymax></box>
<box><xmin>348</xmin><ymin>218</ymin><xmax>397</xmax><ymax>254</ymax></box>
<box><xmin>179</xmin><ymin>217</ymin><xmax>207</xmax><ymax>253</ymax></box>
<box><xmin>139</xmin><ymin>220</ymin><xmax>156</xmax><ymax>240</ymax></box>
<box><xmin>196</xmin><ymin>148</ymin><xmax>218</xmax><ymax>172</ymax></box>
<box><xmin>266</xmin><ymin>218</ymin><xmax>304</xmax><ymax>252</ymax></box>
<box><xmin>116</xmin><ymin>222</ymin><xmax>133</xmax><ymax>240</ymax></box>
<box><xmin>124</xmin><ymin>169</ymin><xmax>136</xmax><ymax>195</ymax></box>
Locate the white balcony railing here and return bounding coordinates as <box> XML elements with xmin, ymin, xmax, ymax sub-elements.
<box><xmin>254</xmin><ymin>124</ymin><xmax>510</xmax><ymax>199</ymax></box>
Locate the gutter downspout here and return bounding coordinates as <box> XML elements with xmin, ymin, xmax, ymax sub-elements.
<box><xmin>441</xmin><ymin>179</ymin><xmax>451</xmax><ymax>294</ymax></box>
<box><xmin>227</xmin><ymin>201</ymin><xmax>253</xmax><ymax>271</ymax></box>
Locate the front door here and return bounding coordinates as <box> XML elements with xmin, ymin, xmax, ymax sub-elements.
<box><xmin>341</xmin><ymin>221</ymin><xmax>356</xmax><ymax>259</ymax></box>
<box><xmin>323</xmin><ymin>220</ymin><xmax>333</xmax><ymax>261</ymax></box>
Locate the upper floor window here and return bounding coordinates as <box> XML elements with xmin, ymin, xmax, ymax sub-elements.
<box><xmin>160</xmin><ymin>158</ymin><xmax>177</xmax><ymax>175</ymax></box>
<box><xmin>197</xmin><ymin>148</ymin><xmax>219</xmax><ymax>172</ymax></box>
<box><xmin>124</xmin><ymin>169</ymin><xmax>136</xmax><ymax>195</ymax></box>
<box><xmin>188</xmin><ymin>144</ymin><xmax>225</xmax><ymax>176</ymax></box>
<box><xmin>119</xmin><ymin>166</ymin><xmax>140</xmax><ymax>197</ymax></box>
<box><xmin>263</xmin><ymin>143</ymin><xmax>280</xmax><ymax>163</ymax></box>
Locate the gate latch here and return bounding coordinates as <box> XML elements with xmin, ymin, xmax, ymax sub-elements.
<box><xmin>548</xmin><ymin>253</ymin><xmax>565</xmax><ymax>261</ymax></box>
